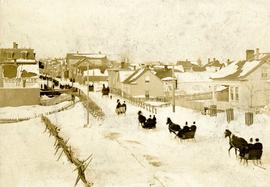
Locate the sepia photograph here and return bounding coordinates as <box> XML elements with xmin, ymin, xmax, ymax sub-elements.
<box><xmin>0</xmin><ymin>0</ymin><xmax>270</xmax><ymax>186</ymax></box>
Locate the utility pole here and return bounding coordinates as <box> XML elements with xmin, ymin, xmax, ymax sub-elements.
<box><xmin>86</xmin><ymin>63</ymin><xmax>90</xmax><ymax>126</ymax></box>
<box><xmin>172</xmin><ymin>65</ymin><xmax>176</xmax><ymax>112</ymax></box>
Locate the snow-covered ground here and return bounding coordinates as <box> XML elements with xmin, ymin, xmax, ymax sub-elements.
<box><xmin>0</xmin><ymin>118</ymin><xmax>83</xmax><ymax>187</ymax></box>
<box><xmin>1</xmin><ymin>80</ymin><xmax>270</xmax><ymax>186</ymax></box>
<box><xmin>44</xmin><ymin>92</ymin><xmax>270</xmax><ymax>187</ymax></box>
<box><xmin>0</xmin><ymin>100</ymin><xmax>74</xmax><ymax>119</ymax></box>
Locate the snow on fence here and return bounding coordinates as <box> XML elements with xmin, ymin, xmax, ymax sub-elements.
<box><xmin>128</xmin><ymin>97</ymin><xmax>158</xmax><ymax>114</ymax></box>
<box><xmin>74</xmin><ymin>88</ymin><xmax>105</xmax><ymax>119</ymax></box>
<box><xmin>0</xmin><ymin>101</ymin><xmax>76</xmax><ymax>124</ymax></box>
<box><xmin>41</xmin><ymin>116</ymin><xmax>93</xmax><ymax>187</ymax></box>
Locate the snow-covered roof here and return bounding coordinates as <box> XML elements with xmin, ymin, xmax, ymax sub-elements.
<box><xmin>119</xmin><ymin>70</ymin><xmax>135</xmax><ymax>82</ymax></box>
<box><xmin>211</xmin><ymin>54</ymin><xmax>270</xmax><ymax>80</ymax></box>
<box><xmin>16</xmin><ymin>59</ymin><xmax>36</xmax><ymax>63</ymax></box>
<box><xmin>83</xmin><ymin>69</ymin><xmax>108</xmax><ymax>76</ymax></box>
<box><xmin>176</xmin><ymin>72</ymin><xmax>212</xmax><ymax>82</ymax></box>
<box><xmin>17</xmin><ymin>64</ymin><xmax>39</xmax><ymax>78</ymax></box>
<box><xmin>73</xmin><ymin>54</ymin><xmax>106</xmax><ymax>59</ymax></box>
<box><xmin>161</xmin><ymin>77</ymin><xmax>176</xmax><ymax>81</ymax></box>
<box><xmin>210</xmin><ymin>61</ymin><xmax>238</xmax><ymax>79</ymax></box>
<box><xmin>123</xmin><ymin>68</ymin><xmax>147</xmax><ymax>84</ymax></box>
<box><xmin>239</xmin><ymin>60</ymin><xmax>260</xmax><ymax>76</ymax></box>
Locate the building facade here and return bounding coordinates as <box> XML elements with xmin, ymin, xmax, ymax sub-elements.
<box><xmin>0</xmin><ymin>42</ymin><xmax>39</xmax><ymax>107</ymax></box>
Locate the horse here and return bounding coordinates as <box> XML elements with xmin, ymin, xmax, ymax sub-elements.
<box><xmin>224</xmin><ymin>129</ymin><xmax>248</xmax><ymax>157</ymax></box>
<box><xmin>166</xmin><ymin>118</ymin><xmax>181</xmax><ymax>135</ymax></box>
<box><xmin>138</xmin><ymin>111</ymin><xmax>146</xmax><ymax>126</ymax></box>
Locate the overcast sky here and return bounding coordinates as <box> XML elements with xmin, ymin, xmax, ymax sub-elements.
<box><xmin>1</xmin><ymin>0</ymin><xmax>270</xmax><ymax>63</ymax></box>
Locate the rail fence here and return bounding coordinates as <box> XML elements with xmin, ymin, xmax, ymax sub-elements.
<box><xmin>41</xmin><ymin>116</ymin><xmax>93</xmax><ymax>187</ymax></box>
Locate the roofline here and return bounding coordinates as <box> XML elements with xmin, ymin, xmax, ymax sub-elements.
<box><xmin>211</xmin><ymin>55</ymin><xmax>270</xmax><ymax>81</ymax></box>
<box><xmin>239</xmin><ymin>55</ymin><xmax>270</xmax><ymax>79</ymax></box>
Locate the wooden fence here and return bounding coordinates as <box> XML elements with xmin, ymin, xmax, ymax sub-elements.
<box><xmin>73</xmin><ymin>88</ymin><xmax>105</xmax><ymax>119</ymax></box>
<box><xmin>41</xmin><ymin>116</ymin><xmax>93</xmax><ymax>187</ymax></box>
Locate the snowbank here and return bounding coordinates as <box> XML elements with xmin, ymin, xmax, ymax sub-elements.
<box><xmin>0</xmin><ymin>119</ymin><xmax>82</xmax><ymax>187</ymax></box>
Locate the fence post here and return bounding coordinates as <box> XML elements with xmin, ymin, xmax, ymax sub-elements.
<box><xmin>226</xmin><ymin>108</ymin><xmax>234</xmax><ymax>123</ymax></box>
<box><xmin>245</xmin><ymin>112</ymin><xmax>253</xmax><ymax>126</ymax></box>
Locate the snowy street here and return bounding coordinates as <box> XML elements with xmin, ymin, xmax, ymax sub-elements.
<box><xmin>45</xmin><ymin>91</ymin><xmax>270</xmax><ymax>186</ymax></box>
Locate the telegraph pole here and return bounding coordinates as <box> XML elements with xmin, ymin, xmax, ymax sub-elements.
<box><xmin>86</xmin><ymin>63</ymin><xmax>90</xmax><ymax>126</ymax></box>
<box><xmin>172</xmin><ymin>65</ymin><xmax>176</xmax><ymax>112</ymax></box>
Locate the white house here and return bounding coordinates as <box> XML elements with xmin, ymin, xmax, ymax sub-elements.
<box><xmin>210</xmin><ymin>50</ymin><xmax>270</xmax><ymax>111</ymax></box>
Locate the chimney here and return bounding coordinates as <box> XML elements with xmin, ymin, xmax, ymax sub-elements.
<box><xmin>255</xmin><ymin>48</ymin><xmax>260</xmax><ymax>60</ymax></box>
<box><xmin>246</xmin><ymin>49</ymin><xmax>255</xmax><ymax>61</ymax></box>
<box><xmin>227</xmin><ymin>59</ymin><xmax>230</xmax><ymax>65</ymax></box>
<box><xmin>213</xmin><ymin>57</ymin><xmax>216</xmax><ymax>62</ymax></box>
<box><xmin>13</xmin><ymin>42</ymin><xmax>18</xmax><ymax>49</ymax></box>
<box><xmin>208</xmin><ymin>58</ymin><xmax>210</xmax><ymax>64</ymax></box>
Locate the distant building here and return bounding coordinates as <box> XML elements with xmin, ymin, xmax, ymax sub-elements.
<box><xmin>210</xmin><ymin>49</ymin><xmax>270</xmax><ymax>110</ymax></box>
<box><xmin>204</xmin><ymin>58</ymin><xmax>225</xmax><ymax>72</ymax></box>
<box><xmin>176</xmin><ymin>59</ymin><xmax>205</xmax><ymax>72</ymax></box>
<box><xmin>66</xmin><ymin>52</ymin><xmax>108</xmax><ymax>80</ymax></box>
<box><xmin>0</xmin><ymin>42</ymin><xmax>39</xmax><ymax>107</ymax></box>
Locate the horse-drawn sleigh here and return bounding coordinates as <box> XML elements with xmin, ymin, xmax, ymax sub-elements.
<box><xmin>137</xmin><ymin>111</ymin><xmax>156</xmax><ymax>129</ymax></box>
<box><xmin>166</xmin><ymin>118</ymin><xmax>197</xmax><ymax>141</ymax></box>
<box><xmin>101</xmin><ymin>84</ymin><xmax>110</xmax><ymax>96</ymax></box>
<box><xmin>115</xmin><ymin>100</ymin><xmax>126</xmax><ymax>115</ymax></box>
<box><xmin>224</xmin><ymin>129</ymin><xmax>263</xmax><ymax>166</ymax></box>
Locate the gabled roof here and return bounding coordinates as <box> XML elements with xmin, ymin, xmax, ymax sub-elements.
<box><xmin>211</xmin><ymin>54</ymin><xmax>270</xmax><ymax>80</ymax></box>
<box><xmin>123</xmin><ymin>68</ymin><xmax>149</xmax><ymax>84</ymax></box>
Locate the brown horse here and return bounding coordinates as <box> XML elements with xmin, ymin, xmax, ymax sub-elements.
<box><xmin>224</xmin><ymin>129</ymin><xmax>248</xmax><ymax>157</ymax></box>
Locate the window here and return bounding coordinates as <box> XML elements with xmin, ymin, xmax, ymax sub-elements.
<box><xmin>145</xmin><ymin>76</ymin><xmax>150</xmax><ymax>83</ymax></box>
<box><xmin>235</xmin><ymin>87</ymin><xmax>239</xmax><ymax>101</ymax></box>
<box><xmin>230</xmin><ymin>87</ymin><xmax>234</xmax><ymax>100</ymax></box>
<box><xmin>261</xmin><ymin>68</ymin><xmax>268</xmax><ymax>80</ymax></box>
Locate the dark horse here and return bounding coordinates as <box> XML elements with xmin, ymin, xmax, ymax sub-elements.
<box><xmin>166</xmin><ymin>118</ymin><xmax>181</xmax><ymax>134</ymax></box>
<box><xmin>224</xmin><ymin>129</ymin><xmax>248</xmax><ymax>156</ymax></box>
<box><xmin>137</xmin><ymin>111</ymin><xmax>146</xmax><ymax>126</ymax></box>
